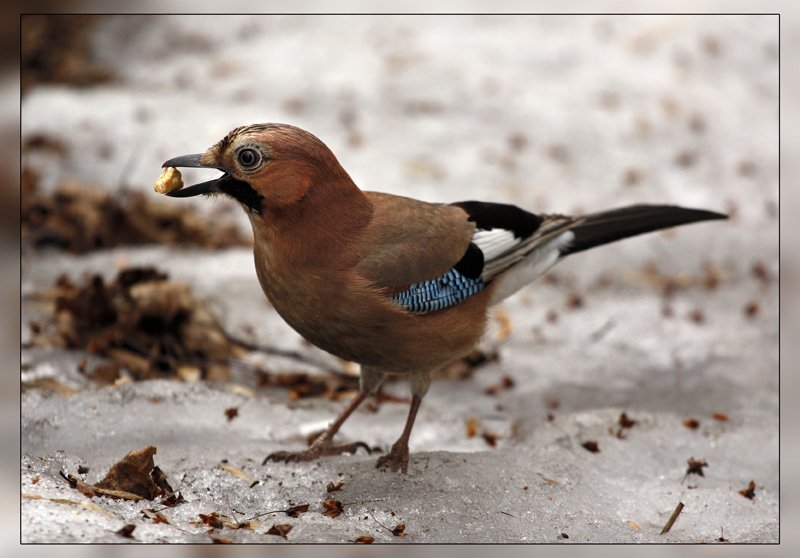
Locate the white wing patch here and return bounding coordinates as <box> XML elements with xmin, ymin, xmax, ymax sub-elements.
<box><xmin>487</xmin><ymin>230</ymin><xmax>575</xmax><ymax>305</ymax></box>
<box><xmin>472</xmin><ymin>228</ymin><xmax>520</xmax><ymax>261</ymax></box>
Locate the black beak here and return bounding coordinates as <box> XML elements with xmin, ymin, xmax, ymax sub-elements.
<box><xmin>161</xmin><ymin>153</ymin><xmax>225</xmax><ymax>198</ymax></box>
<box><xmin>161</xmin><ymin>153</ymin><xmax>265</xmax><ymax>214</ymax></box>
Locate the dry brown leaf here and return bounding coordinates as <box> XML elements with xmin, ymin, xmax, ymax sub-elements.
<box><xmin>485</xmin><ymin>375</ymin><xmax>515</xmax><ymax>396</ymax></box>
<box><xmin>683</xmin><ymin>418</ymin><xmax>700</xmax><ymax>429</ymax></box>
<box><xmin>226</xmin><ymin>383</ymin><xmax>255</xmax><ymax>397</ymax></box>
<box><xmin>465</xmin><ymin>416</ymin><xmax>479</xmax><ymax>438</ymax></box>
<box><xmin>539</xmin><ymin>474</ymin><xmax>559</xmax><ymax>485</ymax></box>
<box><xmin>234</xmin><ymin>520</ymin><xmax>261</xmax><ymax>530</ymax></box>
<box><xmin>618</xmin><ymin>412</ymin><xmax>636</xmax><ymax>429</ymax></box>
<box><xmin>267</xmin><ymin>524</ymin><xmax>293</xmax><ymax>539</ymax></box>
<box><xmin>685</xmin><ymin>457</ymin><xmax>708</xmax><ymax>478</ymax></box>
<box><xmin>392</xmin><ymin>523</ymin><xmax>407</xmax><ymax>537</ymax></box>
<box><xmin>95</xmin><ymin>446</ymin><xmax>161</xmax><ymax>499</ymax></box>
<box><xmin>218</xmin><ymin>463</ymin><xmax>255</xmax><ymax>483</ymax></box>
<box><xmin>322</xmin><ymin>499</ymin><xmax>344</xmax><ymax>518</ymax></box>
<box><xmin>62</xmin><ymin>472</ymin><xmax>143</xmax><ymax>500</ymax></box>
<box><xmin>224</xmin><ymin>407</ymin><xmax>239</xmax><ymax>421</ymax></box>
<box><xmin>482</xmin><ymin>430</ymin><xmax>499</xmax><ymax>447</ymax></box>
<box><xmin>199</xmin><ymin>513</ymin><xmax>225</xmax><ymax>529</ymax></box>
<box><xmin>326</xmin><ymin>481</ymin><xmax>344</xmax><ymax>493</ymax></box>
<box><xmin>582</xmin><ymin>441</ymin><xmax>600</xmax><ymax>453</ymax></box>
<box><xmin>116</xmin><ymin>524</ymin><xmax>136</xmax><ymax>539</ymax></box>
<box><xmin>21</xmin><ymin>378</ymin><xmax>77</xmax><ymax>396</ymax></box>
<box><xmin>353</xmin><ymin>535</ymin><xmax>375</xmax><ymax>544</ymax></box>
<box><xmin>161</xmin><ymin>492</ymin><xmax>186</xmax><ymax>507</ymax></box>
<box><xmin>286</xmin><ymin>504</ymin><xmax>310</xmax><ymax>517</ymax></box>
<box><xmin>739</xmin><ymin>480</ymin><xmax>756</xmax><ymax>500</ymax></box>
<box><xmin>142</xmin><ymin>509</ymin><xmax>170</xmax><ymax>524</ymax></box>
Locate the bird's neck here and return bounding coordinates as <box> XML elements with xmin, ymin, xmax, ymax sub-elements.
<box><xmin>250</xmin><ymin>176</ymin><xmax>372</xmax><ymax>269</ymax></box>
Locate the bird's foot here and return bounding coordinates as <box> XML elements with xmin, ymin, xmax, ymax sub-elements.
<box><xmin>263</xmin><ymin>432</ymin><xmax>372</xmax><ymax>465</ymax></box>
<box><xmin>375</xmin><ymin>441</ymin><xmax>409</xmax><ymax>473</ymax></box>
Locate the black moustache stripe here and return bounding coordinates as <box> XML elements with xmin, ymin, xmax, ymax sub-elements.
<box><xmin>218</xmin><ymin>176</ymin><xmax>264</xmax><ymax>215</ymax></box>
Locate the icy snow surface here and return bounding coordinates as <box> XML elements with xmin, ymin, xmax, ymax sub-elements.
<box><xmin>21</xmin><ymin>14</ymin><xmax>777</xmax><ymax>543</ymax></box>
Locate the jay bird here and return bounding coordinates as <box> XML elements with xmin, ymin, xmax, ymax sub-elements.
<box><xmin>161</xmin><ymin>123</ymin><xmax>726</xmax><ymax>473</ymax></box>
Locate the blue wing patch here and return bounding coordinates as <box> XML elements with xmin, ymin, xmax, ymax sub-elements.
<box><xmin>392</xmin><ymin>267</ymin><xmax>485</xmax><ymax>313</ymax></box>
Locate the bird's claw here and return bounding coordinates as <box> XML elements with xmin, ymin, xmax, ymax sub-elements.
<box><xmin>263</xmin><ymin>441</ymin><xmax>372</xmax><ymax>466</ymax></box>
<box><xmin>375</xmin><ymin>442</ymin><xmax>410</xmax><ymax>473</ymax></box>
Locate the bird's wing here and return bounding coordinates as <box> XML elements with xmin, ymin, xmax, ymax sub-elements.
<box><xmin>355</xmin><ymin>192</ymin><xmax>477</xmax><ymax>290</ymax></box>
<box><xmin>452</xmin><ymin>201</ymin><xmax>579</xmax><ymax>282</ymax></box>
<box><xmin>355</xmin><ymin>194</ymin><xmax>574</xmax><ymax>313</ymax></box>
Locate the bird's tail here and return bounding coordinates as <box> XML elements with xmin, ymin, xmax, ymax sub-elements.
<box><xmin>558</xmin><ymin>204</ymin><xmax>727</xmax><ymax>257</ymax></box>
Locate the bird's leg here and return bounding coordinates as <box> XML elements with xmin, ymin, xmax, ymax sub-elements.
<box><xmin>263</xmin><ymin>390</ymin><xmax>371</xmax><ymax>464</ymax></box>
<box><xmin>375</xmin><ymin>395</ymin><xmax>422</xmax><ymax>474</ymax></box>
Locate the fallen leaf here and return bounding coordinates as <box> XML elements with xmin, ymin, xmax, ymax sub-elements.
<box><xmin>95</xmin><ymin>446</ymin><xmax>162</xmax><ymax>499</ymax></box>
<box><xmin>21</xmin><ymin>378</ymin><xmax>77</xmax><ymax>396</ymax></box>
<box><xmin>219</xmin><ymin>463</ymin><xmax>255</xmax><ymax>483</ymax></box>
<box><xmin>161</xmin><ymin>492</ymin><xmax>186</xmax><ymax>507</ymax></box>
<box><xmin>234</xmin><ymin>520</ymin><xmax>261</xmax><ymax>530</ymax></box>
<box><xmin>683</xmin><ymin>418</ymin><xmax>700</xmax><ymax>429</ymax></box>
<box><xmin>485</xmin><ymin>375</ymin><xmax>515</xmax><ymax>396</ymax></box>
<box><xmin>142</xmin><ymin>509</ymin><xmax>170</xmax><ymax>524</ymax></box>
<box><xmin>739</xmin><ymin>480</ymin><xmax>756</xmax><ymax>500</ymax></box>
<box><xmin>392</xmin><ymin>523</ymin><xmax>407</xmax><ymax>537</ymax></box>
<box><xmin>618</xmin><ymin>412</ymin><xmax>636</xmax><ymax>429</ymax></box>
<box><xmin>712</xmin><ymin>413</ymin><xmax>730</xmax><ymax>422</ymax></box>
<box><xmin>582</xmin><ymin>441</ymin><xmax>600</xmax><ymax>453</ymax></box>
<box><xmin>684</xmin><ymin>457</ymin><xmax>709</xmax><ymax>480</ymax></box>
<box><xmin>323</xmin><ymin>499</ymin><xmax>344</xmax><ymax>518</ymax></box>
<box><xmin>61</xmin><ymin>471</ymin><xmax>144</xmax><ymax>501</ymax></box>
<box><xmin>353</xmin><ymin>535</ymin><xmax>374</xmax><ymax>544</ymax></box>
<box><xmin>627</xmin><ymin>521</ymin><xmax>641</xmax><ymax>530</ymax></box>
<box><xmin>226</xmin><ymin>383</ymin><xmax>255</xmax><ymax>397</ymax></box>
<box><xmin>267</xmin><ymin>524</ymin><xmax>293</xmax><ymax>539</ymax></box>
<box><xmin>285</xmin><ymin>504</ymin><xmax>310</xmax><ymax>517</ymax></box>
<box><xmin>199</xmin><ymin>512</ymin><xmax>225</xmax><ymax>529</ymax></box>
<box><xmin>482</xmin><ymin>430</ymin><xmax>499</xmax><ymax>447</ymax></box>
<box><xmin>465</xmin><ymin>416</ymin><xmax>479</xmax><ymax>438</ymax></box>
<box><xmin>326</xmin><ymin>481</ymin><xmax>344</xmax><ymax>493</ymax></box>
<box><xmin>116</xmin><ymin>524</ymin><xmax>136</xmax><ymax>539</ymax></box>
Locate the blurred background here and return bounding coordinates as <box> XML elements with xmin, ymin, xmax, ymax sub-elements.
<box><xmin>12</xmin><ymin>6</ymin><xmax>791</xmax><ymax>551</ymax></box>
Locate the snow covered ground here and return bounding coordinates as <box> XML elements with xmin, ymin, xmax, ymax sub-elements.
<box><xmin>20</xmin><ymin>14</ymin><xmax>778</xmax><ymax>544</ymax></box>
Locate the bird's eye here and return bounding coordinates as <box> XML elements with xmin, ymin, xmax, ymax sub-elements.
<box><xmin>237</xmin><ymin>148</ymin><xmax>260</xmax><ymax>168</ymax></box>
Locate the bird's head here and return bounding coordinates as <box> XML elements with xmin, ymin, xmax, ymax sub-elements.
<box><xmin>162</xmin><ymin>123</ymin><xmax>347</xmax><ymax>215</ymax></box>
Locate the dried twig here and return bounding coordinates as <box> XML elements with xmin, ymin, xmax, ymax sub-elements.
<box><xmin>216</xmin><ymin>324</ymin><xmax>348</xmax><ymax>377</ymax></box>
<box><xmin>660</xmin><ymin>502</ymin><xmax>684</xmax><ymax>534</ymax></box>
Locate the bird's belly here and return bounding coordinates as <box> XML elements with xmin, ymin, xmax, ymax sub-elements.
<box><xmin>254</xmin><ymin>262</ymin><xmax>488</xmax><ymax>372</ymax></box>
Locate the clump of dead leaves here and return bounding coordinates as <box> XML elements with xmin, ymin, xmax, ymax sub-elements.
<box><xmin>26</xmin><ymin>266</ymin><xmax>242</xmax><ymax>383</ymax></box>
<box><xmin>21</xmin><ymin>168</ymin><xmax>250</xmax><ymax>253</ymax></box>
<box><xmin>61</xmin><ymin>446</ymin><xmax>180</xmax><ymax>502</ymax></box>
